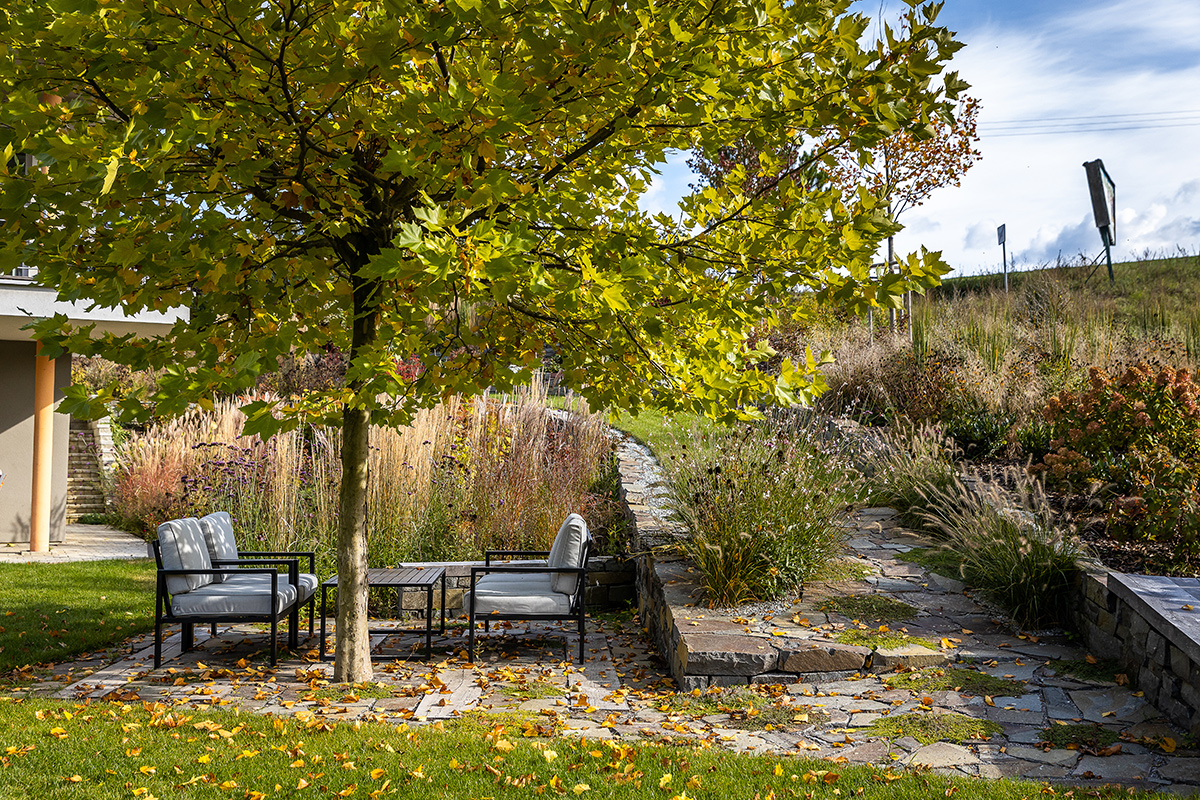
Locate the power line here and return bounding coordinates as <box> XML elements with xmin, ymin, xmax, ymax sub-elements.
<box><xmin>980</xmin><ymin>119</ymin><xmax>1200</xmax><ymax>138</ymax></box>
<box><xmin>984</xmin><ymin>109</ymin><xmax>1200</xmax><ymax>125</ymax></box>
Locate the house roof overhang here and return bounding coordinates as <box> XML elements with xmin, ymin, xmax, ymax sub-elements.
<box><xmin>0</xmin><ymin>277</ymin><xmax>187</xmax><ymax>343</ymax></box>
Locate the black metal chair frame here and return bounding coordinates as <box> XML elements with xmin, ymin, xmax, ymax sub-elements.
<box><xmin>151</xmin><ymin>541</ymin><xmax>317</xmax><ymax>668</ymax></box>
<box><xmin>467</xmin><ymin>540</ymin><xmax>591</xmax><ymax>663</ymax></box>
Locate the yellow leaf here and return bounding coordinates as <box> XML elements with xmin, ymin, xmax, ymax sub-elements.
<box><xmin>1162</xmin><ymin>737</ymin><xmax>1178</xmax><ymax>753</ymax></box>
<box><xmin>290</xmin><ymin>759</ymin><xmax>305</xmax><ymax>768</ymax></box>
<box><xmin>940</xmin><ymin>638</ymin><xmax>954</xmax><ymax>649</ymax></box>
<box><xmin>1085</xmin><ymin>654</ymin><xmax>1098</xmax><ymax>664</ymax></box>
<box><xmin>573</xmin><ymin>784</ymin><xmax>591</xmax><ymax>795</ymax></box>
<box><xmin>774</xmin><ymin>764</ymin><xmax>784</xmax><ymax>776</ymax></box>
<box><xmin>296</xmin><ymin>779</ymin><xmax>310</xmax><ymax>789</ymax></box>
<box><xmin>218</xmin><ymin>780</ymin><xmax>238</xmax><ymax>789</ymax></box>
<box><xmin>659</xmin><ymin>773</ymin><xmax>673</xmax><ymax>788</ymax></box>
<box><xmin>687</xmin><ymin>776</ymin><xmax>702</xmax><ymax>790</ymax></box>
<box><xmin>48</xmin><ymin>727</ymin><xmax>68</xmax><ymax>739</ymax></box>
<box><xmin>139</xmin><ymin>766</ymin><xmax>156</xmax><ymax>776</ymax></box>
<box><xmin>370</xmin><ymin>768</ymin><xmax>386</xmax><ymax>779</ymax></box>
<box><xmin>984</xmin><ymin>696</ymin><xmax>995</xmax><ymax>707</ymax></box>
<box><xmin>337</xmin><ymin>785</ymin><xmax>357</xmax><ymax>797</ymax></box>
<box><xmin>197</xmin><ymin>754</ymin><xmax>211</xmax><ymax>764</ymax></box>
<box><xmin>64</xmin><ymin>775</ymin><xmax>83</xmax><ymax>783</ymax></box>
<box><xmin>543</xmin><ymin>750</ymin><xmax>558</xmax><ymax>762</ymax></box>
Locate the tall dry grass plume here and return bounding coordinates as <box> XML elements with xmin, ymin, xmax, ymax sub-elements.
<box><xmin>112</xmin><ymin>378</ymin><xmax>616</xmax><ymax>573</ymax></box>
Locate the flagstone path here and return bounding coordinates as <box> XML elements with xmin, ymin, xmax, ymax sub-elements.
<box><xmin>7</xmin><ymin>506</ymin><xmax>1198</xmax><ymax>794</ymax></box>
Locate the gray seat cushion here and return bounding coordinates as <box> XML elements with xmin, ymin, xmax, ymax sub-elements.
<box><xmin>466</xmin><ymin>581</ymin><xmax>571</xmax><ymax>616</ymax></box>
<box><xmin>221</xmin><ymin>572</ymin><xmax>318</xmax><ymax>603</ymax></box>
<box><xmin>157</xmin><ymin>518</ymin><xmax>214</xmax><ymax>595</ymax></box>
<box><xmin>172</xmin><ymin>576</ymin><xmax>297</xmax><ymax>617</ymax></box>
<box><xmin>474</xmin><ymin>573</ymin><xmax>555</xmax><ymax>593</ymax></box>
<box><xmin>198</xmin><ymin>512</ymin><xmax>239</xmax><ymax>583</ymax></box>
<box><xmin>546</xmin><ymin>514</ymin><xmax>589</xmax><ymax>595</ymax></box>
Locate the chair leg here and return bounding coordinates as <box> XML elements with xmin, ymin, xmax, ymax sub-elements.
<box><xmin>182</xmin><ymin>622</ymin><xmax>194</xmax><ymax>653</ymax></box>
<box><xmin>483</xmin><ymin>619</ymin><xmax>489</xmax><ymax>633</ymax></box>
<box><xmin>578</xmin><ymin>611</ymin><xmax>585</xmax><ymax>663</ymax></box>
<box><xmin>308</xmin><ymin>596</ymin><xmax>315</xmax><ymax>637</ymax></box>
<box><xmin>289</xmin><ymin>605</ymin><xmax>300</xmax><ymax>650</ymax></box>
<box><xmin>210</xmin><ymin>623</ymin><xmax>217</xmax><ymax>637</ymax></box>
<box><xmin>154</xmin><ymin>619</ymin><xmax>162</xmax><ymax>669</ymax></box>
<box><xmin>270</xmin><ymin>618</ymin><xmax>278</xmax><ymax>666</ymax></box>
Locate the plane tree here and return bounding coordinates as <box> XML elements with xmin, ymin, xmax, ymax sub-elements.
<box><xmin>0</xmin><ymin>0</ymin><xmax>965</xmax><ymax>681</ymax></box>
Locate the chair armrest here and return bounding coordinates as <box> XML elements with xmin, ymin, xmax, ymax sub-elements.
<box><xmin>470</xmin><ymin>564</ymin><xmax>586</xmax><ymax>585</ymax></box>
<box><xmin>239</xmin><ymin>550</ymin><xmax>315</xmax><ymax>573</ymax></box>
<box><xmin>485</xmin><ymin>549</ymin><xmax>550</xmax><ymax>566</ymax></box>
<box><xmin>211</xmin><ymin>558</ymin><xmax>300</xmax><ymax>586</ymax></box>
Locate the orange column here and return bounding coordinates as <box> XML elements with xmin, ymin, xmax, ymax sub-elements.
<box><xmin>30</xmin><ymin>341</ymin><xmax>55</xmax><ymax>553</ymax></box>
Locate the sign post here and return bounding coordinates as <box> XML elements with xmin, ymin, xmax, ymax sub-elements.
<box><xmin>1083</xmin><ymin>159</ymin><xmax>1116</xmax><ymax>284</ymax></box>
<box><xmin>997</xmin><ymin>224</ymin><xmax>1008</xmax><ymax>293</ymax></box>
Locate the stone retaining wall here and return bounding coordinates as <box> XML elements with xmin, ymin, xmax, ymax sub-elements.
<box><xmin>618</xmin><ymin>436</ymin><xmax>949</xmax><ymax>690</ymax></box>
<box><xmin>396</xmin><ymin>554</ymin><xmax>635</xmax><ymax>617</ymax></box>
<box><xmin>1071</xmin><ymin>562</ymin><xmax>1200</xmax><ymax>736</ymax></box>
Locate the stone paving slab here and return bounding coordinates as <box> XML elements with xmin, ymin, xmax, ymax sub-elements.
<box><xmin>9</xmin><ymin>497</ymin><xmax>1200</xmax><ymax>792</ymax></box>
<box><xmin>0</xmin><ymin>524</ymin><xmax>148</xmax><ymax>563</ymax></box>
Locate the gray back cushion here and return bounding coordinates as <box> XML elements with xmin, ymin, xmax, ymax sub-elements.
<box><xmin>547</xmin><ymin>513</ymin><xmax>589</xmax><ymax>595</ymax></box>
<box><xmin>157</xmin><ymin>518</ymin><xmax>214</xmax><ymax>595</ymax></box>
<box><xmin>199</xmin><ymin>511</ymin><xmax>239</xmax><ymax>583</ymax></box>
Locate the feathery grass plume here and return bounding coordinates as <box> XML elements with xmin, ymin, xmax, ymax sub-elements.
<box><xmin>110</xmin><ymin>378</ymin><xmax>618</xmax><ymax>576</ymax></box>
<box><xmin>914</xmin><ymin>468</ymin><xmax>1085</xmax><ymax>629</ymax></box>
<box><xmin>862</xmin><ymin>421</ymin><xmax>959</xmax><ymax>528</ymax></box>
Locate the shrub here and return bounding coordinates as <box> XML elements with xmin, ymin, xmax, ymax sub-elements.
<box><xmin>941</xmin><ymin>411</ymin><xmax>1017</xmax><ymax>460</ymax></box>
<box><xmin>1033</xmin><ymin>363</ymin><xmax>1200</xmax><ymax>551</ymax></box>
<box><xmin>862</xmin><ymin>422</ymin><xmax>958</xmax><ymax>527</ymax></box>
<box><xmin>914</xmin><ymin>470</ymin><xmax>1085</xmax><ymax>629</ymax></box>
<box><xmin>666</xmin><ymin>418</ymin><xmax>868</xmax><ymax>606</ymax></box>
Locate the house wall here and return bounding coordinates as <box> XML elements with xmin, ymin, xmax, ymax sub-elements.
<box><xmin>0</xmin><ymin>340</ymin><xmax>70</xmax><ymax>544</ymax></box>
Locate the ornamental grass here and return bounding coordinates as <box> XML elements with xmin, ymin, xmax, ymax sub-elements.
<box><xmin>111</xmin><ymin>380</ymin><xmax>618</xmax><ymax>575</ymax></box>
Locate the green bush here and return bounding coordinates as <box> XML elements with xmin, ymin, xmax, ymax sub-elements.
<box><xmin>941</xmin><ymin>411</ymin><xmax>1016</xmax><ymax>460</ymax></box>
<box><xmin>1033</xmin><ymin>363</ymin><xmax>1200</xmax><ymax>552</ymax></box>
<box><xmin>666</xmin><ymin>420</ymin><xmax>869</xmax><ymax>606</ymax></box>
<box><xmin>863</xmin><ymin>422</ymin><xmax>958</xmax><ymax>527</ymax></box>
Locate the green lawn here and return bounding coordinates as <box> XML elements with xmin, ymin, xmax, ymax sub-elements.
<box><xmin>0</xmin><ymin>560</ymin><xmax>156</xmax><ymax>673</ymax></box>
<box><xmin>608</xmin><ymin>408</ymin><xmax>726</xmax><ymax>461</ymax></box>
<box><xmin>0</xmin><ymin>698</ymin><xmax>1166</xmax><ymax>799</ymax></box>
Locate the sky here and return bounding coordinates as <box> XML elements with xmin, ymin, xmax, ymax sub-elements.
<box><xmin>641</xmin><ymin>0</ymin><xmax>1200</xmax><ymax>277</ymax></box>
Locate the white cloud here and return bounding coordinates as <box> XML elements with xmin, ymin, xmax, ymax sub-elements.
<box><xmin>896</xmin><ymin>0</ymin><xmax>1200</xmax><ymax>273</ymax></box>
<box><xmin>640</xmin><ymin>0</ymin><xmax>1200</xmax><ymax>275</ymax></box>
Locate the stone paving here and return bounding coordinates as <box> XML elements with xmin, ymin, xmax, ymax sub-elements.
<box><xmin>7</xmin><ymin>506</ymin><xmax>1200</xmax><ymax>794</ymax></box>
<box><xmin>0</xmin><ymin>523</ymin><xmax>148</xmax><ymax>563</ymax></box>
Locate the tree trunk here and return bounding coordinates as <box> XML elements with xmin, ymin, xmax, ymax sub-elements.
<box><xmin>887</xmin><ymin>234</ymin><xmax>896</xmax><ymax>336</ymax></box>
<box><xmin>333</xmin><ymin>267</ymin><xmax>380</xmax><ymax>683</ymax></box>
<box><xmin>334</xmin><ymin>401</ymin><xmax>372</xmax><ymax>682</ymax></box>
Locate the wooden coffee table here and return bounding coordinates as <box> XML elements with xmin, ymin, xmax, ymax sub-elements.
<box><xmin>319</xmin><ymin>566</ymin><xmax>446</xmax><ymax>661</ymax></box>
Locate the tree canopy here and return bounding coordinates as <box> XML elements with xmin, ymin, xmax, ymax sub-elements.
<box><xmin>1</xmin><ymin>0</ymin><xmax>967</xmax><ymax>679</ymax></box>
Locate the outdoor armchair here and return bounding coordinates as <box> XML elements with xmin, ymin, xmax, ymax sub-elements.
<box><xmin>197</xmin><ymin>511</ymin><xmax>318</xmax><ymax>640</ymax></box>
<box><xmin>152</xmin><ymin>516</ymin><xmax>309</xmax><ymax>668</ymax></box>
<box><xmin>464</xmin><ymin>513</ymin><xmax>592</xmax><ymax>663</ymax></box>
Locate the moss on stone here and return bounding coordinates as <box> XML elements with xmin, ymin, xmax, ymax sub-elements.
<box><xmin>864</xmin><ymin>712</ymin><xmax>1003</xmax><ymax>744</ymax></box>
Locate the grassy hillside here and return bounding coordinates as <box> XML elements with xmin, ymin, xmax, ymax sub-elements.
<box><xmin>938</xmin><ymin>254</ymin><xmax>1200</xmax><ymax>341</ymax></box>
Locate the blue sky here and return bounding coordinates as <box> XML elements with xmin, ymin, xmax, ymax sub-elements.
<box><xmin>643</xmin><ymin>0</ymin><xmax>1200</xmax><ymax>276</ymax></box>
